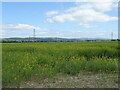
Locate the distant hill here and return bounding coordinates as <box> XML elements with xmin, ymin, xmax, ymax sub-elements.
<box><xmin>0</xmin><ymin>37</ymin><xmax>118</xmax><ymax>43</ymax></box>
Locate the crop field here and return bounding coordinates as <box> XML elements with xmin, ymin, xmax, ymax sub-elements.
<box><xmin>2</xmin><ymin>41</ymin><xmax>118</xmax><ymax>88</ymax></box>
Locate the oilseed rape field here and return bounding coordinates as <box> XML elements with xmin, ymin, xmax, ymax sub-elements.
<box><xmin>2</xmin><ymin>41</ymin><xmax>118</xmax><ymax>87</ymax></box>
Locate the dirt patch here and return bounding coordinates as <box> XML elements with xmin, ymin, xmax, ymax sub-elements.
<box><xmin>20</xmin><ymin>72</ymin><xmax>118</xmax><ymax>88</ymax></box>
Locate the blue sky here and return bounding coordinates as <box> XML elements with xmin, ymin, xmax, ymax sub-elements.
<box><xmin>2</xmin><ymin>1</ymin><xmax>118</xmax><ymax>39</ymax></box>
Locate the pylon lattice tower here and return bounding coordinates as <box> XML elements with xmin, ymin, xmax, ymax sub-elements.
<box><xmin>33</xmin><ymin>29</ymin><xmax>36</xmax><ymax>42</ymax></box>
<box><xmin>111</xmin><ymin>32</ymin><xmax>113</xmax><ymax>40</ymax></box>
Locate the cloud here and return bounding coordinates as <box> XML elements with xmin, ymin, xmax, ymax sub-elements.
<box><xmin>62</xmin><ymin>30</ymin><xmax>118</xmax><ymax>39</ymax></box>
<box><xmin>46</xmin><ymin>11</ymin><xmax>58</xmax><ymax>16</ymax></box>
<box><xmin>3</xmin><ymin>24</ymin><xmax>42</xmax><ymax>30</ymax></box>
<box><xmin>47</xmin><ymin>13</ymin><xmax>75</xmax><ymax>23</ymax></box>
<box><xmin>69</xmin><ymin>2</ymin><xmax>114</xmax><ymax>12</ymax></box>
<box><xmin>1</xmin><ymin>24</ymin><xmax>46</xmax><ymax>38</ymax></box>
<box><xmin>79</xmin><ymin>23</ymin><xmax>96</xmax><ymax>28</ymax></box>
<box><xmin>47</xmin><ymin>9</ymin><xmax>117</xmax><ymax>23</ymax></box>
<box><xmin>46</xmin><ymin>0</ymin><xmax>118</xmax><ymax>28</ymax></box>
<box><xmin>74</xmin><ymin>0</ymin><xmax>118</xmax><ymax>12</ymax></box>
<box><xmin>1</xmin><ymin>23</ymin><xmax>118</xmax><ymax>39</ymax></box>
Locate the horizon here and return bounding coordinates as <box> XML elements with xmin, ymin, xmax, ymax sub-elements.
<box><xmin>1</xmin><ymin>37</ymin><xmax>117</xmax><ymax>39</ymax></box>
<box><xmin>2</xmin><ymin>1</ymin><xmax>118</xmax><ymax>39</ymax></box>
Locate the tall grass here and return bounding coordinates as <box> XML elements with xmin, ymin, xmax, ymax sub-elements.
<box><xmin>2</xmin><ymin>41</ymin><xmax>118</xmax><ymax>87</ymax></box>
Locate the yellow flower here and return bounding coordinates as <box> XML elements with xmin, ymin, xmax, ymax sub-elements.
<box><xmin>14</xmin><ymin>77</ymin><xmax>17</xmax><ymax>80</ymax></box>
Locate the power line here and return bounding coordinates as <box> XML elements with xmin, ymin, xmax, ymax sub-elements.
<box><xmin>111</xmin><ymin>32</ymin><xmax>113</xmax><ymax>40</ymax></box>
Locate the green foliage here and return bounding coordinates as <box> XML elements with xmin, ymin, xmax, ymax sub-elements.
<box><xmin>2</xmin><ymin>41</ymin><xmax>118</xmax><ymax>87</ymax></box>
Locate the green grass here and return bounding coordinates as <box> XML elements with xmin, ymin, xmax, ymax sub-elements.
<box><xmin>2</xmin><ymin>41</ymin><xmax>118</xmax><ymax>87</ymax></box>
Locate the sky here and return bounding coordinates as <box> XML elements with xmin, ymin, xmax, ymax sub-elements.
<box><xmin>1</xmin><ymin>0</ymin><xmax>118</xmax><ymax>39</ymax></box>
